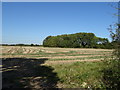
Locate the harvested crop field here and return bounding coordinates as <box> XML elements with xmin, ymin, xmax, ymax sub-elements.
<box><xmin>1</xmin><ymin>46</ymin><xmax>113</xmax><ymax>88</ymax></box>
<box><xmin>1</xmin><ymin>46</ymin><xmax>112</xmax><ymax>63</ymax></box>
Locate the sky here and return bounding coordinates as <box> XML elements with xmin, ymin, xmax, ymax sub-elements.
<box><xmin>2</xmin><ymin>2</ymin><xmax>118</xmax><ymax>45</ymax></box>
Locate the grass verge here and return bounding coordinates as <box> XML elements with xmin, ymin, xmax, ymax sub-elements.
<box><xmin>49</xmin><ymin>61</ymin><xmax>106</xmax><ymax>88</ymax></box>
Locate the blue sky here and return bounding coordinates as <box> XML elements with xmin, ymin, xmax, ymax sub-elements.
<box><xmin>2</xmin><ymin>2</ymin><xmax>118</xmax><ymax>45</ymax></box>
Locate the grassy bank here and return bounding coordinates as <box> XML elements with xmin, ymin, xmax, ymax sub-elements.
<box><xmin>49</xmin><ymin>61</ymin><xmax>107</xmax><ymax>88</ymax></box>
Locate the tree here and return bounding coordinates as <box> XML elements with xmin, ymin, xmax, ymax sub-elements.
<box><xmin>43</xmin><ymin>32</ymin><xmax>111</xmax><ymax>49</ymax></box>
<box><xmin>108</xmin><ymin>24</ymin><xmax>120</xmax><ymax>59</ymax></box>
<box><xmin>102</xmin><ymin>2</ymin><xmax>120</xmax><ymax>88</ymax></box>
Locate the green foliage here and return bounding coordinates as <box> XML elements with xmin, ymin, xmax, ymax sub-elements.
<box><xmin>102</xmin><ymin>59</ymin><xmax>120</xmax><ymax>89</ymax></box>
<box><xmin>102</xmin><ymin>24</ymin><xmax>120</xmax><ymax>89</ymax></box>
<box><xmin>108</xmin><ymin>24</ymin><xmax>120</xmax><ymax>60</ymax></box>
<box><xmin>43</xmin><ymin>32</ymin><xmax>112</xmax><ymax>49</ymax></box>
<box><xmin>52</xmin><ymin>61</ymin><xmax>106</xmax><ymax>88</ymax></box>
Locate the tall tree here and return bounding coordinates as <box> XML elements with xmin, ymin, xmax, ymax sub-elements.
<box><xmin>43</xmin><ymin>32</ymin><xmax>110</xmax><ymax>48</ymax></box>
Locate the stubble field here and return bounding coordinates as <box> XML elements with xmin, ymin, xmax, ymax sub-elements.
<box><xmin>1</xmin><ymin>46</ymin><xmax>113</xmax><ymax>88</ymax></box>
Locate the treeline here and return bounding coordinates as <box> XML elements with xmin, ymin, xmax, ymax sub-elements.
<box><xmin>43</xmin><ymin>32</ymin><xmax>114</xmax><ymax>49</ymax></box>
<box><xmin>1</xmin><ymin>44</ymin><xmax>42</xmax><ymax>46</ymax></box>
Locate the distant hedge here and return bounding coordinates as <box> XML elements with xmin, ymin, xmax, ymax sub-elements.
<box><xmin>1</xmin><ymin>44</ymin><xmax>42</xmax><ymax>46</ymax></box>
<box><xmin>43</xmin><ymin>32</ymin><xmax>114</xmax><ymax>49</ymax></box>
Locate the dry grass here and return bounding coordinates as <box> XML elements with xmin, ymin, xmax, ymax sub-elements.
<box><xmin>1</xmin><ymin>46</ymin><xmax>113</xmax><ymax>64</ymax></box>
